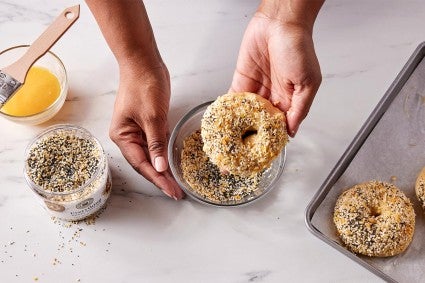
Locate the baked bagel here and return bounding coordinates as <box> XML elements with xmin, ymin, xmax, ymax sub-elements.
<box><xmin>201</xmin><ymin>92</ymin><xmax>288</xmax><ymax>176</ymax></box>
<box><xmin>334</xmin><ymin>181</ymin><xmax>415</xmax><ymax>257</ymax></box>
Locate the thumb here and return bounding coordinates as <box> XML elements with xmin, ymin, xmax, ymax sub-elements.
<box><xmin>144</xmin><ymin>117</ymin><xmax>169</xmax><ymax>173</ymax></box>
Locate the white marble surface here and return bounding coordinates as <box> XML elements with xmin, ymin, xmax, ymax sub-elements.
<box><xmin>0</xmin><ymin>0</ymin><xmax>424</xmax><ymax>282</ymax></box>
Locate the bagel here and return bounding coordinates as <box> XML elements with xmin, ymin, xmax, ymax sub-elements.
<box><xmin>415</xmin><ymin>167</ymin><xmax>425</xmax><ymax>210</ymax></box>
<box><xmin>201</xmin><ymin>92</ymin><xmax>288</xmax><ymax>176</ymax></box>
<box><xmin>333</xmin><ymin>181</ymin><xmax>415</xmax><ymax>257</ymax></box>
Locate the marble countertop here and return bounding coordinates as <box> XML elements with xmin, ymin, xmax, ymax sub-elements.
<box><xmin>1</xmin><ymin>0</ymin><xmax>424</xmax><ymax>282</ymax></box>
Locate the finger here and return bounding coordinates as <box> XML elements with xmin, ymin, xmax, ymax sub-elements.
<box><xmin>143</xmin><ymin>114</ymin><xmax>169</xmax><ymax>173</ymax></box>
<box><xmin>137</xmin><ymin>159</ymin><xmax>184</xmax><ymax>200</ymax></box>
<box><xmin>228</xmin><ymin>72</ymin><xmax>271</xmax><ymax>98</ymax></box>
<box><xmin>112</xmin><ymin>134</ymin><xmax>180</xmax><ymax>199</ymax></box>
<box><xmin>163</xmin><ymin>170</ymin><xmax>185</xmax><ymax>200</ymax></box>
<box><xmin>286</xmin><ymin>84</ymin><xmax>317</xmax><ymax>137</ymax></box>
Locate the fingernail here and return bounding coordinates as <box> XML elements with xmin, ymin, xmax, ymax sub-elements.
<box><xmin>174</xmin><ymin>187</ymin><xmax>185</xmax><ymax>200</ymax></box>
<box><xmin>154</xmin><ymin>156</ymin><xmax>168</xmax><ymax>172</ymax></box>
<box><xmin>161</xmin><ymin>189</ymin><xmax>173</xmax><ymax>199</ymax></box>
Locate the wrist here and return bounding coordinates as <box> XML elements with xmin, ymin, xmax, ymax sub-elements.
<box><xmin>118</xmin><ymin>48</ymin><xmax>165</xmax><ymax>76</ymax></box>
<box><xmin>258</xmin><ymin>0</ymin><xmax>323</xmax><ymax>34</ymax></box>
<box><xmin>116</xmin><ymin>35</ymin><xmax>163</xmax><ymax>66</ymax></box>
<box><xmin>118</xmin><ymin>54</ymin><xmax>169</xmax><ymax>92</ymax></box>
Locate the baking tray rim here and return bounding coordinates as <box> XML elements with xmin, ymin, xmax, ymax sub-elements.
<box><xmin>304</xmin><ymin>41</ymin><xmax>425</xmax><ymax>283</ymax></box>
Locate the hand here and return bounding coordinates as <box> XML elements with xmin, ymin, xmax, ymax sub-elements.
<box><xmin>229</xmin><ymin>12</ymin><xmax>322</xmax><ymax>137</ymax></box>
<box><xmin>109</xmin><ymin>61</ymin><xmax>184</xmax><ymax>200</ymax></box>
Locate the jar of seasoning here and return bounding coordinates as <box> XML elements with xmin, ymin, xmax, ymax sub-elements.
<box><xmin>24</xmin><ymin>124</ymin><xmax>112</xmax><ymax>221</ymax></box>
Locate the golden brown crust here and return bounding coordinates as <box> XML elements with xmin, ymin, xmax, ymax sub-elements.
<box><xmin>415</xmin><ymin>167</ymin><xmax>425</xmax><ymax>209</ymax></box>
<box><xmin>333</xmin><ymin>181</ymin><xmax>415</xmax><ymax>257</ymax></box>
<box><xmin>201</xmin><ymin>92</ymin><xmax>288</xmax><ymax>176</ymax></box>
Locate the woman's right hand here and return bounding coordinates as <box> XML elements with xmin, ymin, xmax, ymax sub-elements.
<box><xmin>85</xmin><ymin>0</ymin><xmax>184</xmax><ymax>200</ymax></box>
<box><xmin>109</xmin><ymin>59</ymin><xmax>184</xmax><ymax>200</ymax></box>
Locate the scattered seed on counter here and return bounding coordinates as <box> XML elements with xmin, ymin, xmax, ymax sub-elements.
<box><xmin>52</xmin><ymin>258</ymin><xmax>61</xmax><ymax>265</ymax></box>
<box><xmin>49</xmin><ymin>211</ymin><xmax>112</xmax><ymax>269</ymax></box>
<box><xmin>181</xmin><ymin>130</ymin><xmax>264</xmax><ymax>204</ymax></box>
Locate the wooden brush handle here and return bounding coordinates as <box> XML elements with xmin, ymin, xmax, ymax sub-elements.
<box><xmin>3</xmin><ymin>5</ymin><xmax>80</xmax><ymax>83</ymax></box>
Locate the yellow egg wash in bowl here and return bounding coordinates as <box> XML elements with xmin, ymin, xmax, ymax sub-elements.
<box><xmin>1</xmin><ymin>66</ymin><xmax>61</xmax><ymax>116</ymax></box>
<box><xmin>0</xmin><ymin>45</ymin><xmax>68</xmax><ymax>125</ymax></box>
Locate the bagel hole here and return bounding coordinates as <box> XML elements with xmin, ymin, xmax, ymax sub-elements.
<box><xmin>242</xmin><ymin>128</ymin><xmax>258</xmax><ymax>144</ymax></box>
<box><xmin>370</xmin><ymin>207</ymin><xmax>381</xmax><ymax>217</ymax></box>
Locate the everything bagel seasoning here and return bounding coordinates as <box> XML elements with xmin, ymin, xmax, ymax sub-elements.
<box><xmin>181</xmin><ymin>130</ymin><xmax>263</xmax><ymax>204</ymax></box>
<box><xmin>26</xmin><ymin>131</ymin><xmax>101</xmax><ymax>193</ymax></box>
<box><xmin>24</xmin><ymin>125</ymin><xmax>112</xmax><ymax>221</ymax></box>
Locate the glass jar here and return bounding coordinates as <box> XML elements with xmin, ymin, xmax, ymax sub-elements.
<box><xmin>24</xmin><ymin>124</ymin><xmax>112</xmax><ymax>221</ymax></box>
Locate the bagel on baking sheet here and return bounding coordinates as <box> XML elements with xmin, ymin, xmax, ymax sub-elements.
<box><xmin>415</xmin><ymin>167</ymin><xmax>425</xmax><ymax>210</ymax></box>
<box><xmin>201</xmin><ymin>92</ymin><xmax>288</xmax><ymax>176</ymax></box>
<box><xmin>333</xmin><ymin>181</ymin><xmax>415</xmax><ymax>257</ymax></box>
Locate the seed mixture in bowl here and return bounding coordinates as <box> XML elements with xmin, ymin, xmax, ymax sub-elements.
<box><xmin>181</xmin><ymin>130</ymin><xmax>263</xmax><ymax>204</ymax></box>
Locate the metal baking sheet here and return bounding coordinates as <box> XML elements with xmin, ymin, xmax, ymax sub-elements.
<box><xmin>305</xmin><ymin>42</ymin><xmax>425</xmax><ymax>283</ymax></box>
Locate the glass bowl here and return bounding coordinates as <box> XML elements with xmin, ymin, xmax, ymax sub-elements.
<box><xmin>0</xmin><ymin>45</ymin><xmax>68</xmax><ymax>125</ymax></box>
<box><xmin>168</xmin><ymin>101</ymin><xmax>286</xmax><ymax>207</ymax></box>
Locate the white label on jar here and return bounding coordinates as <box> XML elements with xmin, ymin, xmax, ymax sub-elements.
<box><xmin>38</xmin><ymin>172</ymin><xmax>112</xmax><ymax>221</ymax></box>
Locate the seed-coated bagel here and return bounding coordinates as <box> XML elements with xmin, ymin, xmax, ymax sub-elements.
<box><xmin>201</xmin><ymin>92</ymin><xmax>288</xmax><ymax>176</ymax></box>
<box><xmin>334</xmin><ymin>181</ymin><xmax>415</xmax><ymax>257</ymax></box>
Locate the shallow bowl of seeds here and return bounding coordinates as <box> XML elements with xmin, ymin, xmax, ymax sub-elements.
<box><xmin>168</xmin><ymin>101</ymin><xmax>286</xmax><ymax>207</ymax></box>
